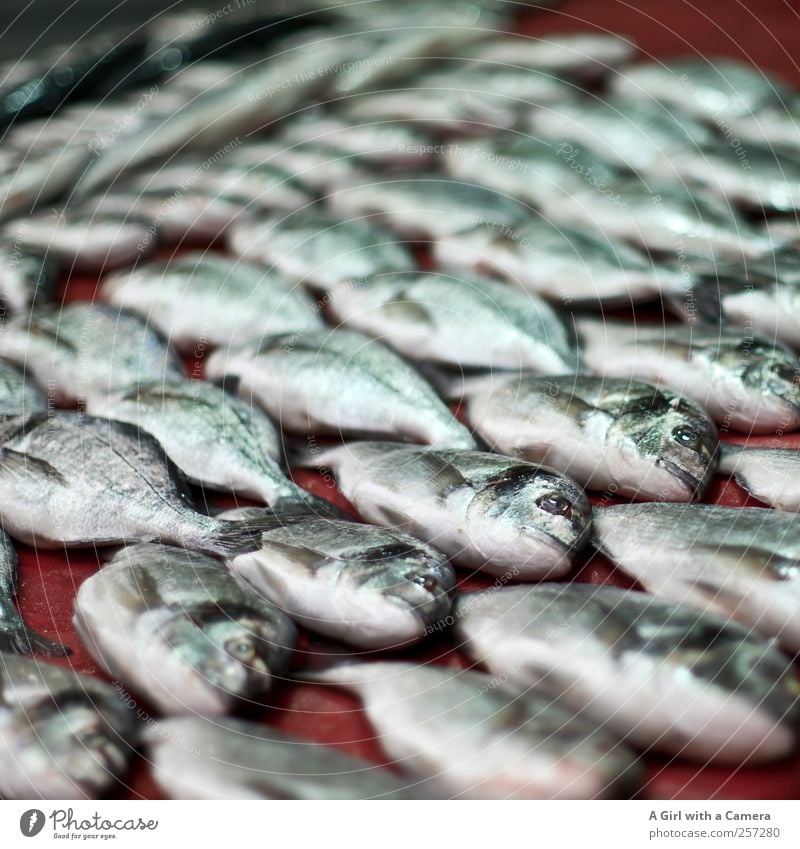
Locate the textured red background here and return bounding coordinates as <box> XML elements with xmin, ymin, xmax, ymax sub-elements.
<box><xmin>15</xmin><ymin>0</ymin><xmax>800</xmax><ymax>800</ymax></box>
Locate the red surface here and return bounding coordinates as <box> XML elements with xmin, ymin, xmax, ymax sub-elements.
<box><xmin>14</xmin><ymin>0</ymin><xmax>800</xmax><ymax>800</ymax></box>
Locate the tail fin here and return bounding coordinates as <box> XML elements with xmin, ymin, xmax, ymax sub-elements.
<box><xmin>274</xmin><ymin>491</ymin><xmax>352</xmax><ymax>520</ymax></box>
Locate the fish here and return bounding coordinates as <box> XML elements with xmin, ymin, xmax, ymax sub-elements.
<box><xmin>0</xmin><ymin>411</ymin><xmax>281</xmax><ymax>556</ymax></box>
<box><xmin>611</xmin><ymin>58</ymin><xmax>800</xmax><ymax>149</ymax></box>
<box><xmin>301</xmin><ymin>661</ymin><xmax>640</xmax><ymax>799</ymax></box>
<box><xmin>296</xmin><ymin>442</ymin><xmax>591</xmax><ymax>578</ymax></box>
<box><xmin>3</xmin><ymin>207</ymin><xmax>158</xmax><ymax>273</ymax></box>
<box><xmin>0</xmin><ymin>528</ymin><xmax>68</xmax><ymax>656</ymax></box>
<box><xmin>592</xmin><ymin>503</ymin><xmax>800</xmax><ymax>654</ymax></box>
<box><xmin>205</xmin><ymin>329</ymin><xmax>477</xmax><ymax>449</ymax></box>
<box><xmin>576</xmin><ymin>317</ymin><xmax>800</xmax><ymax>433</ymax></box>
<box><xmin>328</xmin><ymin>173</ymin><xmax>527</xmax><ymax>240</ymax></box>
<box><xmin>464</xmin><ymin>375</ymin><xmax>719</xmax><ymax>501</ymax></box>
<box><xmin>84</xmin><ymin>379</ymin><xmax>334</xmax><ymax>513</ymax></box>
<box><xmin>147</xmin><ymin>716</ymin><xmax>420</xmax><ymax>799</ymax></box>
<box><xmin>454</xmin><ymin>583</ymin><xmax>800</xmax><ymax>763</ymax></box>
<box><xmin>0</xmin><ymin>358</ymin><xmax>48</xmax><ymax>418</ymax></box>
<box><xmin>102</xmin><ymin>252</ymin><xmax>323</xmax><ymax>352</ymax></box>
<box><xmin>0</xmin><ymin>246</ymin><xmax>57</xmax><ymax>314</ymax></box>
<box><xmin>718</xmin><ymin>443</ymin><xmax>800</xmax><ymax>511</ymax></box>
<box><xmin>326</xmin><ymin>270</ymin><xmax>583</xmax><ymax>374</ymax></box>
<box><xmin>226</xmin><ymin>211</ymin><xmax>416</xmax><ymax>292</ymax></box>
<box><xmin>0</xmin><ymin>652</ymin><xmax>137</xmax><ymax>799</ymax></box>
<box><xmin>0</xmin><ymin>302</ymin><xmax>184</xmax><ymax>405</ymax></box>
<box><xmin>432</xmin><ymin>218</ymin><xmax>685</xmax><ymax>305</ymax></box>
<box><xmin>220</xmin><ymin>506</ymin><xmax>454</xmax><ymax>649</ymax></box>
<box><xmin>73</xmin><ymin>543</ymin><xmax>297</xmax><ymax>715</ymax></box>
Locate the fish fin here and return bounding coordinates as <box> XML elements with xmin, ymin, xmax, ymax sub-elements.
<box><xmin>379</xmin><ymin>300</ymin><xmax>436</xmax><ymax>327</ymax></box>
<box><xmin>272</xmin><ymin>493</ymin><xmax>351</xmax><ymax>521</ymax></box>
<box><xmin>26</xmin><ymin>318</ymin><xmax>79</xmax><ymax>354</ymax></box>
<box><xmin>0</xmin><ymin>448</ymin><xmax>67</xmax><ymax>485</ymax></box>
<box><xmin>260</xmin><ymin>540</ymin><xmax>325</xmax><ymax>573</ymax></box>
<box><xmin>0</xmin><ymin>618</ymin><xmax>71</xmax><ymax>657</ymax></box>
<box><xmin>285</xmin><ymin>441</ymin><xmax>342</xmax><ymax>470</ymax></box>
<box><xmin>377</xmin><ymin>506</ymin><xmax>415</xmax><ymax>531</ymax></box>
<box><xmin>717</xmin><ymin>442</ymin><xmax>745</xmax><ymax>474</ymax></box>
<box><xmin>415</xmin><ymin>454</ymin><xmax>469</xmax><ymax>499</ymax></box>
<box><xmin>206</xmin><ymin>512</ymin><xmax>326</xmax><ymax>556</ymax></box>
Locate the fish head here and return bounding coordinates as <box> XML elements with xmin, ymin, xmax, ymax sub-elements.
<box><xmin>609</xmin><ymin>391</ymin><xmax>718</xmax><ymax>499</ymax></box>
<box><xmin>163</xmin><ymin>604</ymin><xmax>295</xmax><ymax>705</ymax></box>
<box><xmin>736</xmin><ymin>341</ymin><xmax>800</xmax><ymax>427</ymax></box>
<box><xmin>466</xmin><ymin>465</ymin><xmax>592</xmax><ymax>571</ymax></box>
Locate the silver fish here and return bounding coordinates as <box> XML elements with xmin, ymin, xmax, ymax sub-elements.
<box><xmin>74</xmin><ymin>543</ymin><xmax>297</xmax><ymax>715</ymax></box>
<box><xmin>612</xmin><ymin>58</ymin><xmax>800</xmax><ymax>149</ymax></box>
<box><xmin>593</xmin><ymin>503</ymin><xmax>800</xmax><ymax>654</ymax></box>
<box><xmin>465</xmin><ymin>375</ymin><xmax>718</xmax><ymax>501</ymax></box>
<box><xmin>433</xmin><ymin>218</ymin><xmax>685</xmax><ymax>305</ymax></box>
<box><xmin>0</xmin><ymin>412</ymin><xmax>278</xmax><ymax>556</ymax></box>
<box><xmin>0</xmin><ymin>358</ymin><xmax>48</xmax><ymax>418</ymax></box>
<box><xmin>85</xmin><ymin>379</ymin><xmax>329</xmax><ymax>512</ymax></box>
<box><xmin>328</xmin><ymin>173</ymin><xmax>526</xmax><ymax>239</ymax></box>
<box><xmin>205</xmin><ymin>329</ymin><xmax>476</xmax><ymax>449</ymax></box>
<box><xmin>302</xmin><ymin>661</ymin><xmax>640</xmax><ymax>799</ymax></box>
<box><xmin>718</xmin><ymin>443</ymin><xmax>800</xmax><ymax>511</ymax></box>
<box><xmin>455</xmin><ymin>583</ymin><xmax>800</xmax><ymax>763</ymax></box>
<box><xmin>297</xmin><ymin>442</ymin><xmax>591</xmax><ymax>578</ymax></box>
<box><xmin>0</xmin><ymin>246</ymin><xmax>56</xmax><ymax>314</ymax></box>
<box><xmin>0</xmin><ymin>303</ymin><xmax>184</xmax><ymax>405</ymax></box>
<box><xmin>577</xmin><ymin>317</ymin><xmax>800</xmax><ymax>433</ymax></box>
<box><xmin>327</xmin><ymin>270</ymin><xmax>582</xmax><ymax>373</ymax></box>
<box><xmin>0</xmin><ymin>528</ymin><xmax>67</xmax><ymax>656</ymax></box>
<box><xmin>221</xmin><ymin>507</ymin><xmax>454</xmax><ymax>649</ymax></box>
<box><xmin>147</xmin><ymin>717</ymin><xmax>420</xmax><ymax>799</ymax></box>
<box><xmin>102</xmin><ymin>252</ymin><xmax>323</xmax><ymax>352</ymax></box>
<box><xmin>227</xmin><ymin>211</ymin><xmax>416</xmax><ymax>292</ymax></box>
<box><xmin>0</xmin><ymin>652</ymin><xmax>137</xmax><ymax>799</ymax></box>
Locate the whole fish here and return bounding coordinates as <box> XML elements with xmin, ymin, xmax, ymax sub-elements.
<box><xmin>0</xmin><ymin>653</ymin><xmax>137</xmax><ymax>799</ymax></box>
<box><xmin>0</xmin><ymin>246</ymin><xmax>57</xmax><ymax>314</ymax></box>
<box><xmin>718</xmin><ymin>443</ymin><xmax>800</xmax><ymax>511</ymax></box>
<box><xmin>326</xmin><ymin>271</ymin><xmax>583</xmax><ymax>373</ymax></box>
<box><xmin>297</xmin><ymin>442</ymin><xmax>591</xmax><ymax>577</ymax></box>
<box><xmin>302</xmin><ymin>661</ymin><xmax>640</xmax><ymax>799</ymax></box>
<box><xmin>85</xmin><ymin>379</ymin><xmax>332</xmax><ymax>512</ymax></box>
<box><xmin>205</xmin><ymin>329</ymin><xmax>476</xmax><ymax>449</ymax></box>
<box><xmin>0</xmin><ymin>412</ymin><xmax>278</xmax><ymax>556</ymax></box>
<box><xmin>0</xmin><ymin>303</ymin><xmax>184</xmax><ymax>405</ymax></box>
<box><xmin>0</xmin><ymin>358</ymin><xmax>48</xmax><ymax>418</ymax></box>
<box><xmin>577</xmin><ymin>317</ymin><xmax>800</xmax><ymax>433</ymax></box>
<box><xmin>612</xmin><ymin>58</ymin><xmax>800</xmax><ymax>149</ymax></box>
<box><xmin>454</xmin><ymin>583</ymin><xmax>800</xmax><ymax>763</ymax></box>
<box><xmin>227</xmin><ymin>211</ymin><xmax>416</xmax><ymax>292</ymax></box>
<box><xmin>74</xmin><ymin>544</ymin><xmax>297</xmax><ymax>715</ymax></box>
<box><xmin>102</xmin><ymin>252</ymin><xmax>323</xmax><ymax>351</ymax></box>
<box><xmin>4</xmin><ymin>207</ymin><xmax>157</xmax><ymax>272</ymax></box>
<box><xmin>147</xmin><ymin>717</ymin><xmax>420</xmax><ymax>799</ymax></box>
<box><xmin>221</xmin><ymin>507</ymin><xmax>454</xmax><ymax>649</ymax></box>
<box><xmin>433</xmin><ymin>218</ymin><xmax>685</xmax><ymax>305</ymax></box>
<box><xmin>0</xmin><ymin>529</ymin><xmax>68</xmax><ymax>656</ymax></box>
<box><xmin>328</xmin><ymin>173</ymin><xmax>527</xmax><ymax>239</ymax></box>
<box><xmin>593</xmin><ymin>503</ymin><xmax>800</xmax><ymax>653</ymax></box>
<box><xmin>465</xmin><ymin>375</ymin><xmax>718</xmax><ymax>501</ymax></box>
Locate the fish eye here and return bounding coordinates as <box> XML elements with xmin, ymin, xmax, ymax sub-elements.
<box><xmin>225</xmin><ymin>638</ymin><xmax>257</xmax><ymax>662</ymax></box>
<box><xmin>672</xmin><ymin>427</ymin><xmax>699</xmax><ymax>449</ymax></box>
<box><xmin>536</xmin><ymin>494</ymin><xmax>573</xmax><ymax>516</ymax></box>
<box><xmin>406</xmin><ymin>573</ymin><xmax>440</xmax><ymax>594</ymax></box>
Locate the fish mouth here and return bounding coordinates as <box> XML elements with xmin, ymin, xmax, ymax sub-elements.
<box><xmin>657</xmin><ymin>459</ymin><xmax>702</xmax><ymax>495</ymax></box>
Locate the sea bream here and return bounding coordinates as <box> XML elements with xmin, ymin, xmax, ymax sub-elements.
<box><xmin>0</xmin><ymin>358</ymin><xmax>48</xmax><ymax>418</ymax></box>
<box><xmin>0</xmin><ymin>653</ymin><xmax>137</xmax><ymax>799</ymax></box>
<box><xmin>205</xmin><ymin>329</ymin><xmax>476</xmax><ymax>449</ymax></box>
<box><xmin>454</xmin><ymin>583</ymin><xmax>800</xmax><ymax>763</ymax></box>
<box><xmin>433</xmin><ymin>218</ymin><xmax>684</xmax><ymax>306</ymax></box>
<box><xmin>102</xmin><ymin>252</ymin><xmax>323</xmax><ymax>352</ymax></box>
<box><xmin>0</xmin><ymin>412</ymin><xmax>280</xmax><ymax>556</ymax></box>
<box><xmin>301</xmin><ymin>661</ymin><xmax>640</xmax><ymax>799</ymax></box>
<box><xmin>326</xmin><ymin>270</ymin><xmax>583</xmax><ymax>374</ymax></box>
<box><xmin>593</xmin><ymin>503</ymin><xmax>800</xmax><ymax>654</ymax></box>
<box><xmin>718</xmin><ymin>443</ymin><xmax>800</xmax><ymax>511</ymax></box>
<box><xmin>73</xmin><ymin>544</ymin><xmax>297</xmax><ymax>715</ymax></box>
<box><xmin>227</xmin><ymin>211</ymin><xmax>416</xmax><ymax>293</ymax></box>
<box><xmin>220</xmin><ymin>507</ymin><xmax>454</xmax><ymax>649</ymax></box>
<box><xmin>577</xmin><ymin>317</ymin><xmax>800</xmax><ymax>433</ymax></box>
<box><xmin>296</xmin><ymin>442</ymin><xmax>591</xmax><ymax>578</ymax></box>
<box><xmin>0</xmin><ymin>303</ymin><xmax>184</xmax><ymax>405</ymax></box>
<box><xmin>0</xmin><ymin>246</ymin><xmax>56</xmax><ymax>314</ymax></box>
<box><xmin>85</xmin><ymin>379</ymin><xmax>334</xmax><ymax>513</ymax></box>
<box><xmin>147</xmin><ymin>717</ymin><xmax>420</xmax><ymax>799</ymax></box>
<box><xmin>611</xmin><ymin>58</ymin><xmax>800</xmax><ymax>149</ymax></box>
<box><xmin>0</xmin><ymin>528</ymin><xmax>68</xmax><ymax>656</ymax></box>
<box><xmin>464</xmin><ymin>375</ymin><xmax>718</xmax><ymax>501</ymax></box>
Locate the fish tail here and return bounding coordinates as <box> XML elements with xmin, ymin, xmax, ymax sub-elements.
<box><xmin>205</xmin><ymin>514</ymin><xmax>315</xmax><ymax>556</ymax></box>
<box><xmin>0</xmin><ymin>619</ymin><xmax>71</xmax><ymax>657</ymax></box>
<box><xmin>272</xmin><ymin>492</ymin><xmax>352</xmax><ymax>521</ymax></box>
